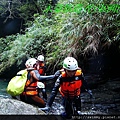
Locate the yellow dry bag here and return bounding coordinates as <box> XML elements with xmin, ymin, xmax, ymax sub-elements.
<box><xmin>6</xmin><ymin>69</ymin><xmax>27</xmax><ymax>96</ymax></box>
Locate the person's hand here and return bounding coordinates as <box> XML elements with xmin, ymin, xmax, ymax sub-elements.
<box><xmin>87</xmin><ymin>90</ymin><xmax>93</xmax><ymax>98</ymax></box>
<box><xmin>54</xmin><ymin>70</ymin><xmax>60</xmax><ymax>78</ymax></box>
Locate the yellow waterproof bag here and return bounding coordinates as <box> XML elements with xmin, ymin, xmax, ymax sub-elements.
<box><xmin>7</xmin><ymin>69</ymin><xmax>27</xmax><ymax>96</ymax></box>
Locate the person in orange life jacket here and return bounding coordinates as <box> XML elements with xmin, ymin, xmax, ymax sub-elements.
<box><xmin>20</xmin><ymin>58</ymin><xmax>57</xmax><ymax>108</ymax></box>
<box><xmin>36</xmin><ymin>55</ymin><xmax>47</xmax><ymax>101</ymax></box>
<box><xmin>40</xmin><ymin>57</ymin><xmax>93</xmax><ymax>118</ymax></box>
<box><xmin>36</xmin><ymin>55</ymin><xmax>46</xmax><ymax>75</ymax></box>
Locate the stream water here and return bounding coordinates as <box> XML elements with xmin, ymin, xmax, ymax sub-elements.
<box><xmin>0</xmin><ymin>78</ymin><xmax>120</xmax><ymax>116</ymax></box>
<box><xmin>0</xmin><ymin>79</ymin><xmax>10</xmax><ymax>98</ymax></box>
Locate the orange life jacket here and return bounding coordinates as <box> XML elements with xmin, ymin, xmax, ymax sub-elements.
<box><xmin>22</xmin><ymin>71</ymin><xmax>38</xmax><ymax>95</ymax></box>
<box><xmin>39</xmin><ymin>63</ymin><xmax>45</xmax><ymax>75</ymax></box>
<box><xmin>59</xmin><ymin>69</ymin><xmax>82</xmax><ymax>99</ymax></box>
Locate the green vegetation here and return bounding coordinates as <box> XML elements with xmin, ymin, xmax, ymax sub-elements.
<box><xmin>0</xmin><ymin>0</ymin><xmax>120</xmax><ymax>75</ymax></box>
<box><xmin>0</xmin><ymin>0</ymin><xmax>48</xmax><ymax>22</ymax></box>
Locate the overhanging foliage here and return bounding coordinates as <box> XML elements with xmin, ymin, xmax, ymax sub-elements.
<box><xmin>0</xmin><ymin>0</ymin><xmax>119</xmax><ymax>76</ymax></box>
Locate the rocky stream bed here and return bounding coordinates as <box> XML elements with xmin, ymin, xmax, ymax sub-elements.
<box><xmin>0</xmin><ymin>76</ymin><xmax>120</xmax><ymax>120</ymax></box>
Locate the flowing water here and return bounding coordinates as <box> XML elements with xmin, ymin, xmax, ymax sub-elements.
<box><xmin>0</xmin><ymin>79</ymin><xmax>98</xmax><ymax>115</ymax></box>
<box><xmin>0</xmin><ymin>79</ymin><xmax>10</xmax><ymax>98</ymax></box>
<box><xmin>0</xmin><ymin>78</ymin><xmax>120</xmax><ymax>115</ymax></box>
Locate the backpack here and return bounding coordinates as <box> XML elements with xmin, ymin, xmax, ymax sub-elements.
<box><xmin>6</xmin><ymin>69</ymin><xmax>28</xmax><ymax>96</ymax></box>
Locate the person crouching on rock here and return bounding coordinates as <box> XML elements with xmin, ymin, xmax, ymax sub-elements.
<box><xmin>20</xmin><ymin>58</ymin><xmax>56</xmax><ymax>108</ymax></box>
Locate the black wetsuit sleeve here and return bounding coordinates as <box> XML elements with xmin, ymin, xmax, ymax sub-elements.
<box><xmin>47</xmin><ymin>75</ymin><xmax>61</xmax><ymax>107</ymax></box>
<box><xmin>81</xmin><ymin>73</ymin><xmax>90</xmax><ymax>90</ymax></box>
<box><xmin>34</xmin><ymin>70</ymin><xmax>55</xmax><ymax>81</ymax></box>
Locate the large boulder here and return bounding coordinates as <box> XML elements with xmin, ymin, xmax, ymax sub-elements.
<box><xmin>0</xmin><ymin>97</ymin><xmax>45</xmax><ymax>115</ymax></box>
<box><xmin>0</xmin><ymin>97</ymin><xmax>61</xmax><ymax>120</ymax></box>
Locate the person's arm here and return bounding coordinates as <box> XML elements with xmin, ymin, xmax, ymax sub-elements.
<box><xmin>44</xmin><ymin>65</ymin><xmax>47</xmax><ymax>75</ymax></box>
<box><xmin>81</xmin><ymin>73</ymin><xmax>93</xmax><ymax>98</ymax></box>
<box><xmin>36</xmin><ymin>61</ymin><xmax>40</xmax><ymax>71</ymax></box>
<box><xmin>33</xmin><ymin>70</ymin><xmax>55</xmax><ymax>81</ymax></box>
<box><xmin>39</xmin><ymin>75</ymin><xmax>61</xmax><ymax>111</ymax></box>
<box><xmin>47</xmin><ymin>75</ymin><xmax>61</xmax><ymax>107</ymax></box>
<box><xmin>54</xmin><ymin>70</ymin><xmax>61</xmax><ymax>77</ymax></box>
<box><xmin>81</xmin><ymin>73</ymin><xmax>89</xmax><ymax>90</ymax></box>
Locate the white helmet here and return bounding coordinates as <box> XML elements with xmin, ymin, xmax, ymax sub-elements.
<box><xmin>37</xmin><ymin>55</ymin><xmax>44</xmax><ymax>61</ymax></box>
<box><xmin>25</xmin><ymin>58</ymin><xmax>37</xmax><ymax>70</ymax></box>
<box><xmin>63</xmin><ymin>57</ymin><xmax>78</xmax><ymax>70</ymax></box>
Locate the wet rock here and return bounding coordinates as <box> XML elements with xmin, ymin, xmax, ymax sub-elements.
<box><xmin>0</xmin><ymin>98</ymin><xmax>61</xmax><ymax>120</ymax></box>
<box><xmin>0</xmin><ymin>97</ymin><xmax>45</xmax><ymax>115</ymax></box>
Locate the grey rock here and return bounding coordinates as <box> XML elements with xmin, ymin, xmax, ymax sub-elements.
<box><xmin>0</xmin><ymin>97</ymin><xmax>45</xmax><ymax>115</ymax></box>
